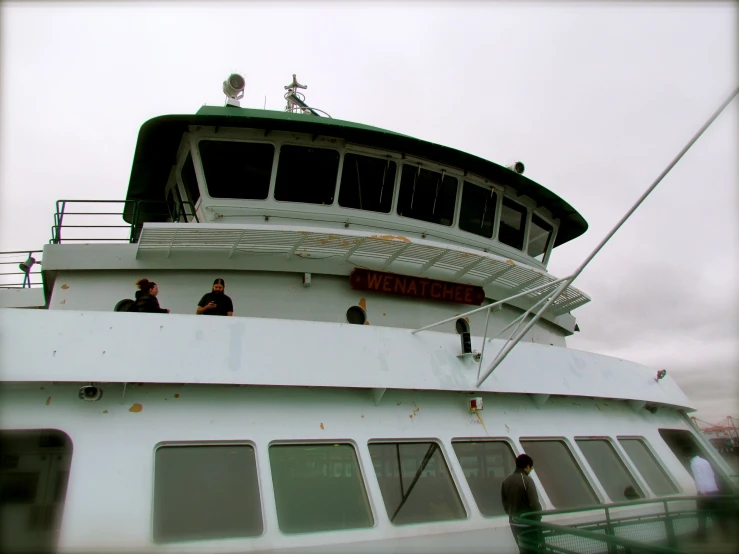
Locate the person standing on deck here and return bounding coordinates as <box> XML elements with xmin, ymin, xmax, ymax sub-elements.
<box><xmin>684</xmin><ymin>447</ymin><xmax>727</xmax><ymax>541</ymax></box>
<box><xmin>501</xmin><ymin>454</ymin><xmax>543</xmax><ymax>554</ymax></box>
<box><xmin>129</xmin><ymin>278</ymin><xmax>170</xmax><ymax>313</ymax></box>
<box><xmin>196</xmin><ymin>278</ymin><xmax>234</xmax><ymax>316</ymax></box>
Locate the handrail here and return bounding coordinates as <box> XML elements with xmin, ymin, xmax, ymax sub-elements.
<box><xmin>0</xmin><ymin>250</ymin><xmax>43</xmax><ymax>288</ymax></box>
<box><xmin>513</xmin><ymin>494</ymin><xmax>738</xmax><ymax>553</ymax></box>
<box><xmin>49</xmin><ymin>199</ymin><xmax>199</xmax><ymax>245</ymax></box>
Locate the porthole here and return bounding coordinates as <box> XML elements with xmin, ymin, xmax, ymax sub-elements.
<box><xmin>455</xmin><ymin>318</ymin><xmax>470</xmax><ymax>334</ymax></box>
<box><xmin>346</xmin><ymin>306</ymin><xmax>367</xmax><ymax>325</ymax></box>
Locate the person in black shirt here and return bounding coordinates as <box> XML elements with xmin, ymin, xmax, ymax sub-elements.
<box><xmin>129</xmin><ymin>278</ymin><xmax>170</xmax><ymax>313</ymax></box>
<box><xmin>196</xmin><ymin>278</ymin><xmax>234</xmax><ymax>316</ymax></box>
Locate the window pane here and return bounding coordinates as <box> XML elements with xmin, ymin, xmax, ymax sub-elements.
<box><xmin>452</xmin><ymin>441</ymin><xmax>515</xmax><ymax>516</ymax></box>
<box><xmin>519</xmin><ymin>440</ymin><xmax>599</xmax><ymax>508</ymax></box>
<box><xmin>368</xmin><ymin>442</ymin><xmax>466</xmax><ymax>525</ymax></box>
<box><xmin>397</xmin><ymin>165</ymin><xmax>458</xmax><ymax>227</ymax></box>
<box><xmin>274</xmin><ymin>145</ymin><xmax>339</xmax><ymax>205</ymax></box>
<box><xmin>576</xmin><ymin>440</ymin><xmax>643</xmax><ymax>502</ymax></box>
<box><xmin>618</xmin><ymin>439</ymin><xmax>678</xmax><ymax>496</ymax></box>
<box><xmin>658</xmin><ymin>428</ymin><xmax>731</xmax><ymax>490</ymax></box>
<box><xmin>459</xmin><ymin>183</ymin><xmax>497</xmax><ymax>238</ymax></box>
<box><xmin>338</xmin><ymin>153</ymin><xmax>397</xmax><ymax>213</ymax></box>
<box><xmin>181</xmin><ymin>152</ymin><xmax>200</xmax><ymax>206</ymax></box>
<box><xmin>200</xmin><ymin>140</ymin><xmax>274</xmax><ymax>200</ymax></box>
<box><xmin>154</xmin><ymin>445</ymin><xmax>263</xmax><ymax>542</ymax></box>
<box><xmin>1</xmin><ymin>430</ymin><xmax>73</xmax><ymax>554</ymax></box>
<box><xmin>527</xmin><ymin>214</ymin><xmax>553</xmax><ymax>261</ymax></box>
<box><xmin>269</xmin><ymin>444</ymin><xmax>373</xmax><ymax>534</ymax></box>
<box><xmin>498</xmin><ymin>197</ymin><xmax>526</xmax><ymax>250</ymax></box>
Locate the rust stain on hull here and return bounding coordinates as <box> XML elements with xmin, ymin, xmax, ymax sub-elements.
<box><xmin>371</xmin><ymin>234</ymin><xmax>411</xmax><ymax>243</ymax></box>
<box><xmin>45</xmin><ymin>396</ymin><xmax>52</xmax><ymax>406</ymax></box>
<box><xmin>129</xmin><ymin>403</ymin><xmax>143</xmax><ymax>413</ymax></box>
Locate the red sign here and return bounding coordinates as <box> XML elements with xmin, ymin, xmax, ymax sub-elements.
<box><xmin>349</xmin><ymin>269</ymin><xmax>485</xmax><ymax>306</ymax></box>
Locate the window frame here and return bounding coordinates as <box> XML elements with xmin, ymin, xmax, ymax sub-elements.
<box><xmin>396</xmin><ymin>161</ymin><xmax>463</xmax><ymax>229</ymax></box>
<box><xmin>518</xmin><ymin>436</ymin><xmax>603</xmax><ymax>508</ymax></box>
<box><xmin>574</xmin><ymin>436</ymin><xmax>645</xmax><ymax>503</ymax></box>
<box><xmin>366</xmin><ymin>437</ymin><xmax>469</xmax><ymax>526</ymax></box>
<box><xmin>457</xmin><ymin>180</ymin><xmax>502</xmax><ymax>241</ymax></box>
<box><xmin>194</xmin><ymin>137</ymin><xmax>278</xmax><ymax>202</ymax></box>
<box><xmin>497</xmin><ymin>195</ymin><xmax>530</xmax><ymax>252</ymax></box>
<box><xmin>616</xmin><ymin>436</ymin><xmax>683</xmax><ymax>497</ymax></box>
<box><xmin>450</xmin><ymin>437</ymin><xmax>519</xmax><ymax>518</ymax></box>
<box><xmin>337</xmin><ymin>150</ymin><xmax>400</xmax><ymax>215</ymax></box>
<box><xmin>151</xmin><ymin>440</ymin><xmax>265</xmax><ymax>543</ymax></box>
<box><xmin>272</xmin><ymin>143</ymin><xmax>342</xmax><ymax>207</ymax></box>
<box><xmin>266</xmin><ymin>439</ymin><xmax>377</xmax><ymax>534</ymax></box>
<box><xmin>527</xmin><ymin>210</ymin><xmax>558</xmax><ymax>264</ymax></box>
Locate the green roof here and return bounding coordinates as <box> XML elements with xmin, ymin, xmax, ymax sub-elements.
<box><xmin>126</xmin><ymin>105</ymin><xmax>587</xmax><ymax>247</ymax></box>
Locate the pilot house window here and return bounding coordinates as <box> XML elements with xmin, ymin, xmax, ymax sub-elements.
<box><xmin>199</xmin><ymin>140</ymin><xmax>274</xmax><ymax>200</ymax></box>
<box><xmin>498</xmin><ymin>197</ymin><xmax>527</xmax><ymax>250</ymax></box>
<box><xmin>274</xmin><ymin>145</ymin><xmax>340</xmax><ymax>205</ymax></box>
<box><xmin>527</xmin><ymin>214</ymin><xmax>553</xmax><ymax>262</ymax></box>
<box><xmin>338</xmin><ymin>153</ymin><xmax>397</xmax><ymax>213</ymax></box>
<box><xmin>397</xmin><ymin>165</ymin><xmax>458</xmax><ymax>227</ymax></box>
<box><xmin>180</xmin><ymin>153</ymin><xmax>200</xmax><ymax>206</ymax></box>
<box><xmin>459</xmin><ymin>182</ymin><xmax>497</xmax><ymax>238</ymax></box>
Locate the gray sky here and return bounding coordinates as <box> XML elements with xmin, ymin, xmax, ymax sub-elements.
<box><xmin>1</xmin><ymin>2</ymin><xmax>737</xmax><ymax>423</ymax></box>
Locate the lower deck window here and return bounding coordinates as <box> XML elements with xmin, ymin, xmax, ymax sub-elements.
<box><xmin>269</xmin><ymin>443</ymin><xmax>373</xmax><ymax>533</ymax></box>
<box><xmin>618</xmin><ymin>438</ymin><xmax>679</xmax><ymax>496</ymax></box>
<box><xmin>576</xmin><ymin>439</ymin><xmax>644</xmax><ymax>502</ymax></box>
<box><xmin>0</xmin><ymin>430</ymin><xmax>72</xmax><ymax>554</ymax></box>
<box><xmin>368</xmin><ymin>441</ymin><xmax>466</xmax><ymax>525</ymax></box>
<box><xmin>452</xmin><ymin>440</ymin><xmax>515</xmax><ymax>517</ymax></box>
<box><xmin>520</xmin><ymin>440</ymin><xmax>599</xmax><ymax>508</ymax></box>
<box><xmin>153</xmin><ymin>444</ymin><xmax>263</xmax><ymax>542</ymax></box>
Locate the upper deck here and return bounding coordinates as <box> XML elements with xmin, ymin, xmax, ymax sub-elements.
<box><xmin>124</xmin><ymin>105</ymin><xmax>588</xmax><ymax>270</ymax></box>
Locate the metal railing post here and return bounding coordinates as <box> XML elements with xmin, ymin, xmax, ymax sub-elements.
<box><xmin>664</xmin><ymin>500</ymin><xmax>677</xmax><ymax>548</ymax></box>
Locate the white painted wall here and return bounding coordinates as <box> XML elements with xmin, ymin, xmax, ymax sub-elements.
<box><xmin>0</xmin><ymin>382</ymin><xmax>710</xmax><ymax>554</ymax></box>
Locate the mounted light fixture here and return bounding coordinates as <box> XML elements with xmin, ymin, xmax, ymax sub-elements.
<box><xmin>655</xmin><ymin>369</ymin><xmax>667</xmax><ymax>381</ymax></box>
<box><xmin>223</xmin><ymin>73</ymin><xmax>246</xmax><ymax>107</ymax></box>
<box><xmin>507</xmin><ymin>161</ymin><xmax>525</xmax><ymax>174</ymax></box>
<box><xmin>18</xmin><ymin>256</ymin><xmax>36</xmax><ymax>274</ymax></box>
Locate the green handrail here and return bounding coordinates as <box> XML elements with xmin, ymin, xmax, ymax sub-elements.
<box><xmin>512</xmin><ymin>494</ymin><xmax>738</xmax><ymax>554</ymax></box>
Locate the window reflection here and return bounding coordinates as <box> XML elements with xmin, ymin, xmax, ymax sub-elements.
<box><xmin>269</xmin><ymin>444</ymin><xmax>373</xmax><ymax>534</ymax></box>
<box><xmin>180</xmin><ymin>152</ymin><xmax>200</xmax><ymax>206</ymax></box>
<box><xmin>154</xmin><ymin>445</ymin><xmax>263</xmax><ymax>542</ymax></box>
<box><xmin>459</xmin><ymin>183</ymin><xmax>497</xmax><ymax>239</ymax></box>
<box><xmin>368</xmin><ymin>442</ymin><xmax>466</xmax><ymax>525</ymax></box>
<box><xmin>452</xmin><ymin>440</ymin><xmax>515</xmax><ymax>516</ymax></box>
<box><xmin>618</xmin><ymin>438</ymin><xmax>679</xmax><ymax>496</ymax></box>
<box><xmin>397</xmin><ymin>165</ymin><xmax>458</xmax><ymax>227</ymax></box>
<box><xmin>338</xmin><ymin>153</ymin><xmax>397</xmax><ymax>213</ymax></box>
<box><xmin>519</xmin><ymin>440</ymin><xmax>599</xmax><ymax>508</ymax></box>
<box><xmin>576</xmin><ymin>439</ymin><xmax>643</xmax><ymax>502</ymax></box>
<box><xmin>527</xmin><ymin>214</ymin><xmax>553</xmax><ymax>262</ymax></box>
<box><xmin>274</xmin><ymin>145</ymin><xmax>340</xmax><ymax>205</ymax></box>
<box><xmin>200</xmin><ymin>140</ymin><xmax>274</xmax><ymax>200</ymax></box>
<box><xmin>498</xmin><ymin>197</ymin><xmax>526</xmax><ymax>250</ymax></box>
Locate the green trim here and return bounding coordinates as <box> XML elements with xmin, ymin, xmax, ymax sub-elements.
<box><xmin>125</xmin><ymin>106</ymin><xmax>588</xmax><ymax>247</ymax></box>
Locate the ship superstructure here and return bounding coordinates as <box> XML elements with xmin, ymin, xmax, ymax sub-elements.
<box><xmin>0</xmin><ymin>75</ymin><xmax>736</xmax><ymax>554</ymax></box>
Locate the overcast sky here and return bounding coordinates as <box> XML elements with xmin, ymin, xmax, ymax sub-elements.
<box><xmin>1</xmin><ymin>2</ymin><xmax>737</xmax><ymax>423</ymax></box>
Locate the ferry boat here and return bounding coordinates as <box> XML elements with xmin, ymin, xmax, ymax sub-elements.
<box><xmin>0</xmin><ymin>74</ymin><xmax>736</xmax><ymax>553</ymax></box>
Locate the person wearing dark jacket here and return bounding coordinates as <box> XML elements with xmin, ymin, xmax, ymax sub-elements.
<box><xmin>196</xmin><ymin>278</ymin><xmax>234</xmax><ymax>316</ymax></box>
<box><xmin>129</xmin><ymin>278</ymin><xmax>170</xmax><ymax>314</ymax></box>
<box><xmin>501</xmin><ymin>454</ymin><xmax>543</xmax><ymax>554</ymax></box>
